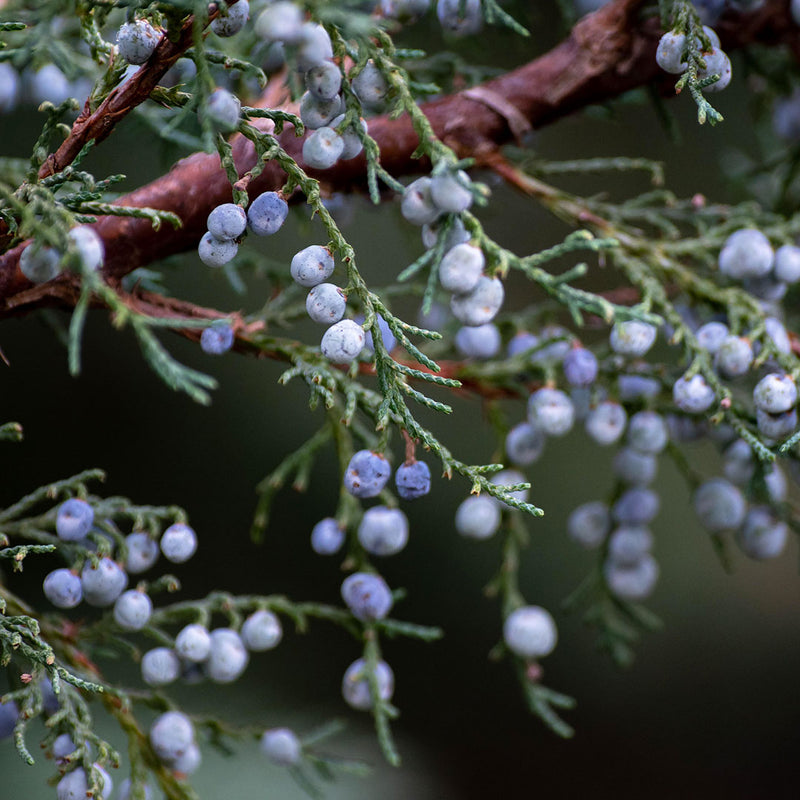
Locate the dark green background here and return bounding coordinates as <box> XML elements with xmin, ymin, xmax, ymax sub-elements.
<box><xmin>2</xmin><ymin>8</ymin><xmax>800</xmax><ymax>799</ymax></box>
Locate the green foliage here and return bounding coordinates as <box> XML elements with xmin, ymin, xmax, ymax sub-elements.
<box><xmin>2</xmin><ymin>0</ymin><xmax>800</xmax><ymax>797</ymax></box>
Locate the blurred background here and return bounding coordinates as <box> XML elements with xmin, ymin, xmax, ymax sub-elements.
<box><xmin>2</xmin><ymin>4</ymin><xmax>800</xmax><ymax>798</ymax></box>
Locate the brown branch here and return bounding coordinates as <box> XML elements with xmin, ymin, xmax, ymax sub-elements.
<box><xmin>131</xmin><ymin>286</ymin><xmax>526</xmax><ymax>395</ymax></box>
<box><xmin>39</xmin><ymin>2</ymin><xmax>242</xmax><ymax>180</ymax></box>
<box><xmin>0</xmin><ymin>0</ymin><xmax>796</xmax><ymax>313</ymax></box>
<box><xmin>76</xmin><ymin>282</ymin><xmax>527</xmax><ymax>399</ymax></box>
<box><xmin>38</xmin><ymin>17</ymin><xmax>193</xmax><ymax>180</ymax></box>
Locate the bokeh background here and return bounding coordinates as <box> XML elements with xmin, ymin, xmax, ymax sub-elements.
<box><xmin>3</xmin><ymin>5</ymin><xmax>800</xmax><ymax>798</ymax></box>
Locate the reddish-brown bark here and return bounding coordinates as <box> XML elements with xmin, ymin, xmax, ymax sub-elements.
<box><xmin>0</xmin><ymin>0</ymin><xmax>796</xmax><ymax>314</ymax></box>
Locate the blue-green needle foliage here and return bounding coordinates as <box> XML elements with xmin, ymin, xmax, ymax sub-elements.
<box><xmin>0</xmin><ymin>460</ymin><xmax>440</xmax><ymax>796</ymax></box>
<box><xmin>4</xmin><ymin>0</ymin><xmax>800</xmax><ymax>796</ymax></box>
